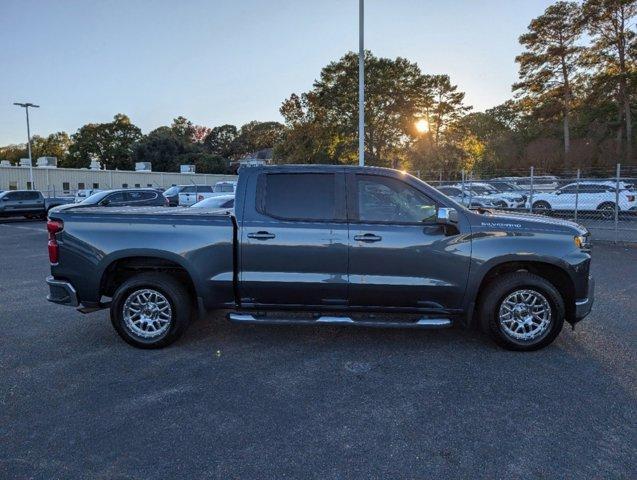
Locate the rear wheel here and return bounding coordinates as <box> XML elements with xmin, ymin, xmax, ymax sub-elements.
<box><xmin>110</xmin><ymin>273</ymin><xmax>192</xmax><ymax>349</ymax></box>
<box><xmin>478</xmin><ymin>272</ymin><xmax>565</xmax><ymax>351</ymax></box>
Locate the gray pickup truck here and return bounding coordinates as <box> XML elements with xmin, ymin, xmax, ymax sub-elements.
<box><xmin>0</xmin><ymin>190</ymin><xmax>73</xmax><ymax>218</ymax></box>
<box><xmin>46</xmin><ymin>165</ymin><xmax>594</xmax><ymax>351</ymax></box>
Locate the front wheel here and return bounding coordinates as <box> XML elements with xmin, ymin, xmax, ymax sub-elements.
<box><xmin>478</xmin><ymin>272</ymin><xmax>565</xmax><ymax>351</ymax></box>
<box><xmin>532</xmin><ymin>201</ymin><xmax>551</xmax><ymax>214</ymax></box>
<box><xmin>597</xmin><ymin>202</ymin><xmax>616</xmax><ymax>220</ymax></box>
<box><xmin>110</xmin><ymin>273</ymin><xmax>192</xmax><ymax>349</ymax></box>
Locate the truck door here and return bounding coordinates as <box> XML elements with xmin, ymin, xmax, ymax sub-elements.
<box><xmin>23</xmin><ymin>191</ymin><xmax>44</xmax><ymax>213</ymax></box>
<box><xmin>346</xmin><ymin>173</ymin><xmax>470</xmax><ymax>311</ymax></box>
<box><xmin>1</xmin><ymin>191</ymin><xmax>24</xmax><ymax>213</ymax></box>
<box><xmin>239</xmin><ymin>170</ymin><xmax>348</xmax><ymax>307</ymax></box>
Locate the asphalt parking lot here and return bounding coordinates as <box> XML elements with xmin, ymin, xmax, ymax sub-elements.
<box><xmin>1</xmin><ymin>219</ymin><xmax>636</xmax><ymax>479</ymax></box>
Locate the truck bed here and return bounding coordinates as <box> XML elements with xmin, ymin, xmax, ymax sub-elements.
<box><xmin>48</xmin><ymin>207</ymin><xmax>236</xmax><ymax>309</ymax></box>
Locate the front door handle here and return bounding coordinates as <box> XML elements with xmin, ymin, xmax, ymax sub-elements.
<box><xmin>247</xmin><ymin>231</ymin><xmax>276</xmax><ymax>240</ymax></box>
<box><xmin>354</xmin><ymin>233</ymin><xmax>382</xmax><ymax>243</ymax></box>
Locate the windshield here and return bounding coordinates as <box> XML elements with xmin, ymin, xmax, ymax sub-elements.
<box><xmin>80</xmin><ymin>191</ymin><xmax>110</xmax><ymax>204</ymax></box>
<box><xmin>471</xmin><ymin>186</ymin><xmax>496</xmax><ymax>195</ymax></box>
<box><xmin>164</xmin><ymin>186</ymin><xmax>180</xmax><ymax>196</ymax></box>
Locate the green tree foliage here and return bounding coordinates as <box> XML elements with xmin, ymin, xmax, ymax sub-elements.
<box><xmin>514</xmin><ymin>1</ymin><xmax>584</xmax><ymax>154</ymax></box>
<box><xmin>425</xmin><ymin>74</ymin><xmax>473</xmax><ymax>146</ymax></box>
<box><xmin>277</xmin><ymin>51</ymin><xmax>463</xmax><ymax>168</ymax></box>
<box><xmin>582</xmin><ymin>0</ymin><xmax>637</xmax><ymax>160</ymax></box>
<box><xmin>67</xmin><ymin>114</ymin><xmax>142</xmax><ymax>169</ymax></box>
<box><xmin>132</xmin><ymin>127</ymin><xmax>185</xmax><ymax>172</ymax></box>
<box><xmin>203</xmin><ymin>124</ymin><xmax>238</xmax><ymax>158</ymax></box>
<box><xmin>32</xmin><ymin>132</ymin><xmax>72</xmax><ymax>163</ymax></box>
<box><xmin>234</xmin><ymin>121</ymin><xmax>284</xmax><ymax>157</ymax></box>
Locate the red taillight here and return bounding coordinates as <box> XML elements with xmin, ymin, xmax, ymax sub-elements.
<box><xmin>197</xmin><ymin>194</ymin><xmax>204</xmax><ymax>201</ymax></box>
<box><xmin>164</xmin><ymin>196</ymin><xmax>169</xmax><ymax>206</ymax></box>
<box><xmin>47</xmin><ymin>219</ymin><xmax>63</xmax><ymax>264</ymax></box>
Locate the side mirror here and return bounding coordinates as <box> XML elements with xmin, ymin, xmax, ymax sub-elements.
<box><xmin>1</xmin><ymin>197</ymin><xmax>9</xmax><ymax>201</ymax></box>
<box><xmin>437</xmin><ymin>207</ymin><xmax>458</xmax><ymax>225</ymax></box>
<box><xmin>99</xmin><ymin>199</ymin><xmax>110</xmax><ymax>206</ymax></box>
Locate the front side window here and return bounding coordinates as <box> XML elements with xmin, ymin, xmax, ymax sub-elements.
<box><xmin>262</xmin><ymin>173</ymin><xmax>335</xmax><ymax>221</ymax></box>
<box><xmin>356</xmin><ymin>175</ymin><xmax>437</xmax><ymax>223</ymax></box>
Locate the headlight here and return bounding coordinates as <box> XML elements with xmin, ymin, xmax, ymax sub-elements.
<box><xmin>574</xmin><ymin>234</ymin><xmax>591</xmax><ymax>251</ymax></box>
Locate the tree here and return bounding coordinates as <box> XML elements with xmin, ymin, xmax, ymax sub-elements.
<box><xmin>514</xmin><ymin>1</ymin><xmax>584</xmax><ymax>154</ymax></box>
<box><xmin>67</xmin><ymin>114</ymin><xmax>142</xmax><ymax>169</ymax></box>
<box><xmin>132</xmin><ymin>127</ymin><xmax>185</xmax><ymax>172</ymax></box>
<box><xmin>583</xmin><ymin>0</ymin><xmax>637</xmax><ymax>161</ymax></box>
<box><xmin>32</xmin><ymin>132</ymin><xmax>72</xmax><ymax>164</ymax></box>
<box><xmin>425</xmin><ymin>74</ymin><xmax>472</xmax><ymax>146</ymax></box>
<box><xmin>203</xmin><ymin>124</ymin><xmax>238</xmax><ymax>158</ymax></box>
<box><xmin>234</xmin><ymin>121</ymin><xmax>284</xmax><ymax>157</ymax></box>
<box><xmin>277</xmin><ymin>51</ymin><xmax>424</xmax><ymax>167</ymax></box>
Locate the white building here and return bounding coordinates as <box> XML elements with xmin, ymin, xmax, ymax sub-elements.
<box><xmin>0</xmin><ymin>164</ymin><xmax>236</xmax><ymax>195</ymax></box>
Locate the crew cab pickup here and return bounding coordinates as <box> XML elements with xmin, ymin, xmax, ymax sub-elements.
<box><xmin>46</xmin><ymin>166</ymin><xmax>594</xmax><ymax>351</ymax></box>
<box><xmin>0</xmin><ymin>190</ymin><xmax>73</xmax><ymax>218</ymax></box>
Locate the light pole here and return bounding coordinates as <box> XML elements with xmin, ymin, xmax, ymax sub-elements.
<box><xmin>13</xmin><ymin>102</ymin><xmax>39</xmax><ymax>190</ymax></box>
<box><xmin>358</xmin><ymin>0</ymin><xmax>365</xmax><ymax>166</ymax></box>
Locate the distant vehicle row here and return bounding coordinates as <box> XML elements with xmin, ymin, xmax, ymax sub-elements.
<box><xmin>0</xmin><ymin>190</ymin><xmax>73</xmax><ymax>218</ymax></box>
<box><xmin>163</xmin><ymin>182</ymin><xmax>237</xmax><ymax>206</ymax></box>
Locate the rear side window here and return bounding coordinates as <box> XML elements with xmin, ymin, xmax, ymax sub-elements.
<box><xmin>261</xmin><ymin>173</ymin><xmax>335</xmax><ymax>221</ymax></box>
<box><xmin>107</xmin><ymin>192</ymin><xmax>127</xmax><ymax>203</ymax></box>
<box><xmin>25</xmin><ymin>192</ymin><xmax>40</xmax><ymax>200</ymax></box>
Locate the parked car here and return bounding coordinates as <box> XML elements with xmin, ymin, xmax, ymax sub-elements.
<box><xmin>0</xmin><ymin>190</ymin><xmax>73</xmax><ymax>218</ymax></box>
<box><xmin>437</xmin><ymin>186</ymin><xmax>501</xmax><ymax>208</ymax></box>
<box><xmin>190</xmin><ymin>194</ymin><xmax>234</xmax><ymax>210</ymax></box>
<box><xmin>529</xmin><ymin>182</ymin><xmax>637</xmax><ymax>218</ymax></box>
<box><xmin>162</xmin><ymin>185</ymin><xmax>188</xmax><ymax>207</ymax></box>
<box><xmin>177</xmin><ymin>185</ymin><xmax>214</xmax><ymax>206</ymax></box>
<box><xmin>53</xmin><ymin>189</ymin><xmax>168</xmax><ymax>211</ymax></box>
<box><xmin>212</xmin><ymin>181</ymin><xmax>237</xmax><ymax>195</ymax></box>
<box><xmin>452</xmin><ymin>183</ymin><xmax>526</xmax><ymax>208</ymax></box>
<box><xmin>492</xmin><ymin>176</ymin><xmax>559</xmax><ymax>192</ymax></box>
<box><xmin>74</xmin><ymin>189</ymin><xmax>102</xmax><ymax>203</ymax></box>
<box><xmin>46</xmin><ymin>165</ymin><xmax>594</xmax><ymax>352</ymax></box>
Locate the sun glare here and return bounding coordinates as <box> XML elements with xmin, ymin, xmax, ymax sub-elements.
<box><xmin>415</xmin><ymin>119</ymin><xmax>429</xmax><ymax>133</ymax></box>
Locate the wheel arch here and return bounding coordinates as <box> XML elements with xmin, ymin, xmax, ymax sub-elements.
<box><xmin>98</xmin><ymin>251</ymin><xmax>200</xmax><ymax>302</ymax></box>
<box><xmin>469</xmin><ymin>259</ymin><xmax>576</xmax><ymax>327</ymax></box>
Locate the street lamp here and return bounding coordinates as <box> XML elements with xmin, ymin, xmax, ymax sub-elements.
<box><xmin>13</xmin><ymin>102</ymin><xmax>39</xmax><ymax>190</ymax></box>
<box><xmin>358</xmin><ymin>0</ymin><xmax>365</xmax><ymax>166</ymax></box>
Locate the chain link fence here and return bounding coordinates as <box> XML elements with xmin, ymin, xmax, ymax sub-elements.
<box><xmin>416</xmin><ymin>164</ymin><xmax>637</xmax><ymax>243</ymax></box>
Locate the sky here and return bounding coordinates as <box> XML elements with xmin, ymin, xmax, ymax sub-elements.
<box><xmin>0</xmin><ymin>0</ymin><xmax>556</xmax><ymax>145</ymax></box>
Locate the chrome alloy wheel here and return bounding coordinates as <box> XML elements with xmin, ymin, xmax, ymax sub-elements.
<box><xmin>123</xmin><ymin>288</ymin><xmax>172</xmax><ymax>338</ymax></box>
<box><xmin>498</xmin><ymin>289</ymin><xmax>552</xmax><ymax>342</ymax></box>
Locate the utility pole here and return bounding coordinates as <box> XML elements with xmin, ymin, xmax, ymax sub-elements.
<box><xmin>358</xmin><ymin>0</ymin><xmax>365</xmax><ymax>166</ymax></box>
<box><xmin>13</xmin><ymin>102</ymin><xmax>39</xmax><ymax>190</ymax></box>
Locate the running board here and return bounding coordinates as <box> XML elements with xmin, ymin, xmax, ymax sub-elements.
<box><xmin>227</xmin><ymin>313</ymin><xmax>452</xmax><ymax>329</ymax></box>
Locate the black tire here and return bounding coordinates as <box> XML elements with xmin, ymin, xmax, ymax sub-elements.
<box><xmin>532</xmin><ymin>201</ymin><xmax>551</xmax><ymax>213</ymax></box>
<box><xmin>478</xmin><ymin>272</ymin><xmax>565</xmax><ymax>351</ymax></box>
<box><xmin>597</xmin><ymin>202</ymin><xmax>616</xmax><ymax>220</ymax></box>
<box><xmin>110</xmin><ymin>273</ymin><xmax>192</xmax><ymax>349</ymax></box>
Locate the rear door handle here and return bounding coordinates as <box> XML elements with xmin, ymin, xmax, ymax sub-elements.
<box><xmin>354</xmin><ymin>233</ymin><xmax>382</xmax><ymax>242</ymax></box>
<box><xmin>247</xmin><ymin>231</ymin><xmax>276</xmax><ymax>240</ymax></box>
